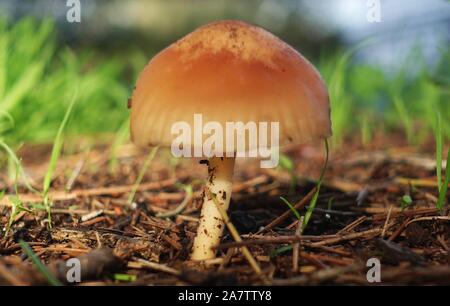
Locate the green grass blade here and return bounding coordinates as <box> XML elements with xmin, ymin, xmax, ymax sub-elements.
<box><xmin>0</xmin><ymin>30</ymin><xmax>8</xmax><ymax>100</ymax></box>
<box><xmin>278</xmin><ymin>154</ymin><xmax>297</xmax><ymax>194</ymax></box>
<box><xmin>108</xmin><ymin>118</ymin><xmax>130</xmax><ymax>172</ymax></box>
<box><xmin>280</xmin><ymin>196</ymin><xmax>301</xmax><ymax>220</ymax></box>
<box><xmin>0</xmin><ymin>110</ymin><xmax>14</xmax><ymax>127</ymax></box>
<box><xmin>393</xmin><ymin>96</ymin><xmax>413</xmax><ymax>144</ymax></box>
<box><xmin>0</xmin><ymin>139</ymin><xmax>37</xmax><ymax>193</ymax></box>
<box><xmin>436</xmin><ymin>149</ymin><xmax>450</xmax><ymax>212</ymax></box>
<box><xmin>43</xmin><ymin>90</ymin><xmax>77</xmax><ymax>194</ymax></box>
<box><xmin>4</xmin><ymin>165</ymin><xmax>33</xmax><ymax>237</ymax></box>
<box><xmin>269</xmin><ymin>245</ymin><xmax>293</xmax><ymax>258</ymax></box>
<box><xmin>114</xmin><ymin>273</ymin><xmax>137</xmax><ymax>282</ymax></box>
<box><xmin>1</xmin><ymin>62</ymin><xmax>44</xmax><ymax>113</ymax></box>
<box><xmin>127</xmin><ymin>146</ymin><xmax>159</xmax><ymax>205</ymax></box>
<box><xmin>42</xmin><ymin>89</ymin><xmax>78</xmax><ymax>225</ymax></box>
<box><xmin>19</xmin><ymin>240</ymin><xmax>62</xmax><ymax>286</ymax></box>
<box><xmin>303</xmin><ymin>189</ymin><xmax>321</xmax><ymax>231</ymax></box>
<box><xmin>435</xmin><ymin>111</ymin><xmax>442</xmax><ymax>192</ymax></box>
<box><xmin>303</xmin><ymin>139</ymin><xmax>330</xmax><ymax>231</ymax></box>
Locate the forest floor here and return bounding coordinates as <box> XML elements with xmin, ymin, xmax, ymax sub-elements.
<box><xmin>0</xmin><ymin>134</ymin><xmax>449</xmax><ymax>285</ymax></box>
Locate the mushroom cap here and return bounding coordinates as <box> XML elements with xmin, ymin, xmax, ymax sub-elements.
<box><xmin>130</xmin><ymin>20</ymin><xmax>331</xmax><ymax>153</ymax></box>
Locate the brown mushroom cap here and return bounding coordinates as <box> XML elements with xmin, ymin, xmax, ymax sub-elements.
<box><xmin>130</xmin><ymin>20</ymin><xmax>331</xmax><ymax>152</ymax></box>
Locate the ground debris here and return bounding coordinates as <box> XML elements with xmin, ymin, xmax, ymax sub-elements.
<box><xmin>0</xmin><ymin>248</ymin><xmax>123</xmax><ymax>285</ymax></box>
<box><xmin>375</xmin><ymin>238</ymin><xmax>425</xmax><ymax>266</ymax></box>
<box><xmin>0</xmin><ymin>140</ymin><xmax>449</xmax><ymax>285</ymax></box>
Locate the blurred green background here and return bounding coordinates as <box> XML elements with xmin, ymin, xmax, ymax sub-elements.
<box><xmin>0</xmin><ymin>0</ymin><xmax>449</xmax><ymax>148</ymax></box>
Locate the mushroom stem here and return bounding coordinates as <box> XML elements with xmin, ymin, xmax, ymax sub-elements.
<box><xmin>191</xmin><ymin>156</ymin><xmax>236</xmax><ymax>260</ymax></box>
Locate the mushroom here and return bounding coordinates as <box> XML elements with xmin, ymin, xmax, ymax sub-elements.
<box><xmin>129</xmin><ymin>20</ymin><xmax>331</xmax><ymax>261</ymax></box>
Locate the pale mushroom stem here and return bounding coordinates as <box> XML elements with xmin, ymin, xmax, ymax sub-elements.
<box><xmin>191</xmin><ymin>156</ymin><xmax>236</xmax><ymax>260</ymax></box>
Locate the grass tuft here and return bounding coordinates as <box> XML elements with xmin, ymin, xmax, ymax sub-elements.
<box><xmin>42</xmin><ymin>90</ymin><xmax>78</xmax><ymax>227</ymax></box>
<box><xmin>436</xmin><ymin>149</ymin><xmax>450</xmax><ymax>213</ymax></box>
<box><xmin>279</xmin><ymin>139</ymin><xmax>330</xmax><ymax>236</ymax></box>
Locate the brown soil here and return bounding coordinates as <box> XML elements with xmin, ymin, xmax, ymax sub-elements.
<box><xmin>0</xmin><ymin>135</ymin><xmax>449</xmax><ymax>285</ymax></box>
